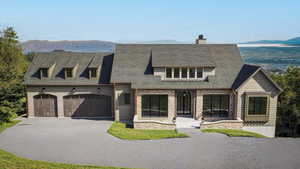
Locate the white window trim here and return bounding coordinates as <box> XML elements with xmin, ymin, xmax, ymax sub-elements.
<box><xmin>171</xmin><ymin>68</ymin><xmax>174</xmax><ymax>78</ymax></box>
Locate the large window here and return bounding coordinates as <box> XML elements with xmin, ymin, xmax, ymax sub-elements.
<box><xmin>142</xmin><ymin>95</ymin><xmax>168</xmax><ymax>117</ymax></box>
<box><xmin>203</xmin><ymin>95</ymin><xmax>230</xmax><ymax>117</ymax></box>
<box><xmin>248</xmin><ymin>97</ymin><xmax>268</xmax><ymax>115</ymax></box>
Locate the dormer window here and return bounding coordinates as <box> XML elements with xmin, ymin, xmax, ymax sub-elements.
<box><xmin>174</xmin><ymin>68</ymin><xmax>180</xmax><ymax>78</ymax></box>
<box><xmin>40</xmin><ymin>68</ymin><xmax>49</xmax><ymax>79</ymax></box>
<box><xmin>65</xmin><ymin>68</ymin><xmax>73</xmax><ymax>78</ymax></box>
<box><xmin>89</xmin><ymin>68</ymin><xmax>98</xmax><ymax>79</ymax></box>
<box><xmin>197</xmin><ymin>68</ymin><xmax>203</xmax><ymax>78</ymax></box>
<box><xmin>166</xmin><ymin>68</ymin><xmax>172</xmax><ymax>78</ymax></box>
<box><xmin>164</xmin><ymin>67</ymin><xmax>205</xmax><ymax>80</ymax></box>
<box><xmin>181</xmin><ymin>68</ymin><xmax>188</xmax><ymax>78</ymax></box>
<box><xmin>189</xmin><ymin>68</ymin><xmax>196</xmax><ymax>78</ymax></box>
<box><xmin>38</xmin><ymin>63</ymin><xmax>56</xmax><ymax>79</ymax></box>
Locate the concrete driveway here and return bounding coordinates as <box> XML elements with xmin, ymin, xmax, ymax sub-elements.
<box><xmin>1</xmin><ymin>118</ymin><xmax>300</xmax><ymax>169</ymax></box>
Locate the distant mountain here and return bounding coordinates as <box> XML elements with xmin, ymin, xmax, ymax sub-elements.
<box><xmin>22</xmin><ymin>40</ymin><xmax>115</xmax><ymax>53</ymax></box>
<box><xmin>242</xmin><ymin>36</ymin><xmax>300</xmax><ymax>45</ymax></box>
<box><xmin>131</xmin><ymin>40</ymin><xmax>187</xmax><ymax>44</ymax></box>
<box><xmin>285</xmin><ymin>37</ymin><xmax>300</xmax><ymax>44</ymax></box>
<box><xmin>22</xmin><ymin>39</ymin><xmax>300</xmax><ymax>71</ymax></box>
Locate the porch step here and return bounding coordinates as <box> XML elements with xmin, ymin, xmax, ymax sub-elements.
<box><xmin>175</xmin><ymin>117</ymin><xmax>201</xmax><ymax>129</ymax></box>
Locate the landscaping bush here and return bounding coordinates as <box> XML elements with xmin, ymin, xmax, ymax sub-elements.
<box><xmin>0</xmin><ymin>84</ymin><xmax>26</xmax><ymax>123</ymax></box>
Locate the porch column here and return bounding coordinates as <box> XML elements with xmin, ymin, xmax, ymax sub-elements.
<box><xmin>56</xmin><ymin>94</ymin><xmax>64</xmax><ymax>118</ymax></box>
<box><xmin>195</xmin><ymin>90</ymin><xmax>203</xmax><ymax>120</ymax></box>
<box><xmin>236</xmin><ymin>91</ymin><xmax>242</xmax><ymax>120</ymax></box>
<box><xmin>26</xmin><ymin>92</ymin><xmax>35</xmax><ymax>118</ymax></box>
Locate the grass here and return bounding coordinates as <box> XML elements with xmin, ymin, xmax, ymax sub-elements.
<box><xmin>0</xmin><ymin>120</ymin><xmax>21</xmax><ymax>133</ymax></box>
<box><xmin>107</xmin><ymin>122</ymin><xmax>188</xmax><ymax>140</ymax></box>
<box><xmin>0</xmin><ymin>149</ymin><xmax>136</xmax><ymax>169</ymax></box>
<box><xmin>201</xmin><ymin>128</ymin><xmax>267</xmax><ymax>138</ymax></box>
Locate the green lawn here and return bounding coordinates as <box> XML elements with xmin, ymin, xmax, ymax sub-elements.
<box><xmin>201</xmin><ymin>128</ymin><xmax>267</xmax><ymax>138</ymax></box>
<box><xmin>108</xmin><ymin>122</ymin><xmax>188</xmax><ymax>140</ymax></box>
<box><xmin>0</xmin><ymin>149</ymin><xmax>136</xmax><ymax>169</ymax></box>
<box><xmin>0</xmin><ymin>120</ymin><xmax>21</xmax><ymax>133</ymax></box>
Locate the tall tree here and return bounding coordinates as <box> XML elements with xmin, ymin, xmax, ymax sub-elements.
<box><xmin>0</xmin><ymin>27</ymin><xmax>28</xmax><ymax>122</ymax></box>
<box><xmin>271</xmin><ymin>67</ymin><xmax>300</xmax><ymax>137</ymax></box>
<box><xmin>0</xmin><ymin>27</ymin><xmax>28</xmax><ymax>87</ymax></box>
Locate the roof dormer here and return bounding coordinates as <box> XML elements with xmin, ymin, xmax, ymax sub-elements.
<box><xmin>39</xmin><ymin>62</ymin><xmax>56</xmax><ymax>79</ymax></box>
<box><xmin>87</xmin><ymin>56</ymin><xmax>102</xmax><ymax>79</ymax></box>
<box><xmin>64</xmin><ymin>64</ymin><xmax>78</xmax><ymax>79</ymax></box>
<box><xmin>88</xmin><ymin>67</ymin><xmax>99</xmax><ymax>79</ymax></box>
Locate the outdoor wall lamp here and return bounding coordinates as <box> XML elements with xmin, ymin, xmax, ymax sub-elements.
<box><xmin>40</xmin><ymin>88</ymin><xmax>46</xmax><ymax>94</ymax></box>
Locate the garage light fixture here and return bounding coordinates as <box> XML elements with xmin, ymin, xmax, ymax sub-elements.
<box><xmin>40</xmin><ymin>88</ymin><xmax>46</xmax><ymax>94</ymax></box>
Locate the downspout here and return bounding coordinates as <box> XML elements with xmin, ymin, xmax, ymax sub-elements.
<box><xmin>112</xmin><ymin>83</ymin><xmax>116</xmax><ymax>121</ymax></box>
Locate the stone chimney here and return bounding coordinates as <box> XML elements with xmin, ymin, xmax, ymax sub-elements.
<box><xmin>195</xmin><ymin>34</ymin><xmax>206</xmax><ymax>44</ymax></box>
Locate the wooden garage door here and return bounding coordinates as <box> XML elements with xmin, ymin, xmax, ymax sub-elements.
<box><xmin>34</xmin><ymin>94</ymin><xmax>57</xmax><ymax>117</ymax></box>
<box><xmin>63</xmin><ymin>94</ymin><xmax>112</xmax><ymax>117</ymax></box>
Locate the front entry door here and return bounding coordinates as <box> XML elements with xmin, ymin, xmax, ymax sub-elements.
<box><xmin>177</xmin><ymin>91</ymin><xmax>192</xmax><ymax>116</ymax></box>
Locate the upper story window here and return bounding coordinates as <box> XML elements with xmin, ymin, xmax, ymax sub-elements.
<box><xmin>165</xmin><ymin>67</ymin><xmax>204</xmax><ymax>80</ymax></box>
<box><xmin>40</xmin><ymin>68</ymin><xmax>49</xmax><ymax>79</ymax></box>
<box><xmin>189</xmin><ymin>68</ymin><xmax>196</xmax><ymax>78</ymax></box>
<box><xmin>166</xmin><ymin>68</ymin><xmax>172</xmax><ymax>78</ymax></box>
<box><xmin>89</xmin><ymin>68</ymin><xmax>98</xmax><ymax>79</ymax></box>
<box><xmin>197</xmin><ymin>68</ymin><xmax>203</xmax><ymax>78</ymax></box>
<box><xmin>65</xmin><ymin>68</ymin><xmax>73</xmax><ymax>78</ymax></box>
<box><xmin>174</xmin><ymin>68</ymin><xmax>180</xmax><ymax>78</ymax></box>
<box><xmin>181</xmin><ymin>68</ymin><xmax>187</xmax><ymax>78</ymax></box>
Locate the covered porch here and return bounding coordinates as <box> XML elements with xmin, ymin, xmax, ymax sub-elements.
<box><xmin>133</xmin><ymin>89</ymin><xmax>241</xmax><ymax>129</ymax></box>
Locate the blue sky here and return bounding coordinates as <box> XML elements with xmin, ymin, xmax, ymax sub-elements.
<box><xmin>1</xmin><ymin>0</ymin><xmax>299</xmax><ymax>43</ymax></box>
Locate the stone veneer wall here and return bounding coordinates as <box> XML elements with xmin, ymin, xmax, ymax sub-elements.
<box><xmin>236</xmin><ymin>71</ymin><xmax>280</xmax><ymax>126</ymax></box>
<box><xmin>134</xmin><ymin>121</ymin><xmax>176</xmax><ymax>130</ymax></box>
<box><xmin>114</xmin><ymin>84</ymin><xmax>134</xmax><ymax>121</ymax></box>
<box><xmin>201</xmin><ymin>120</ymin><xmax>243</xmax><ymax>129</ymax></box>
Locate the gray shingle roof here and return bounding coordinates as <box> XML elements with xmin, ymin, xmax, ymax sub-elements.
<box><xmin>24</xmin><ymin>51</ymin><xmax>113</xmax><ymax>85</ymax></box>
<box><xmin>111</xmin><ymin>44</ymin><xmax>244</xmax><ymax>89</ymax></box>
<box><xmin>152</xmin><ymin>45</ymin><xmax>215</xmax><ymax>67</ymax></box>
<box><xmin>88</xmin><ymin>56</ymin><xmax>103</xmax><ymax>68</ymax></box>
<box><xmin>232</xmin><ymin>64</ymin><xmax>283</xmax><ymax>92</ymax></box>
<box><xmin>231</xmin><ymin>64</ymin><xmax>260</xmax><ymax>89</ymax></box>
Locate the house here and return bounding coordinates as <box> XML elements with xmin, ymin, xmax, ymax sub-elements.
<box><xmin>24</xmin><ymin>35</ymin><xmax>282</xmax><ymax>137</ymax></box>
